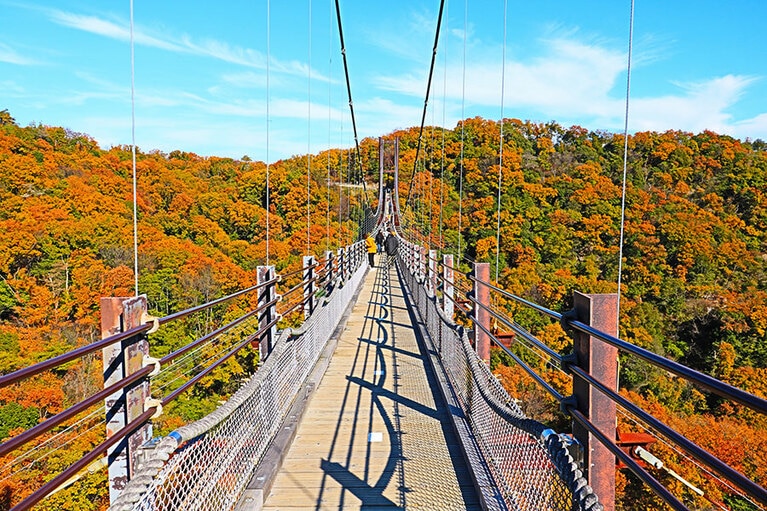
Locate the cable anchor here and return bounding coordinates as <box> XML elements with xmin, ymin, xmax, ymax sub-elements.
<box><xmin>145</xmin><ymin>398</ymin><xmax>163</xmax><ymax>419</ymax></box>
<box><xmin>142</xmin><ymin>312</ymin><xmax>160</xmax><ymax>334</ymax></box>
<box><xmin>142</xmin><ymin>355</ymin><xmax>161</xmax><ymax>377</ymax></box>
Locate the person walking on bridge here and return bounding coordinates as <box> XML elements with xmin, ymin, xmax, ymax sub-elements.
<box><xmin>384</xmin><ymin>230</ymin><xmax>399</xmax><ymax>258</ymax></box>
<box><xmin>365</xmin><ymin>233</ymin><xmax>377</xmax><ymax>268</ymax></box>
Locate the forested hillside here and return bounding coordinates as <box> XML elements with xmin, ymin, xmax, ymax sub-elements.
<box><xmin>396</xmin><ymin>117</ymin><xmax>767</xmax><ymax>510</ymax></box>
<box><xmin>1</xmin><ymin>107</ymin><xmax>766</xmax><ymax>509</ymax></box>
<box><xmin>0</xmin><ymin>109</ymin><xmax>368</xmax><ymax>510</ymax></box>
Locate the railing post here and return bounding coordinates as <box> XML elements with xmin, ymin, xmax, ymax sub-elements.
<box><xmin>472</xmin><ymin>262</ymin><xmax>491</xmax><ymax>365</ymax></box>
<box><xmin>345</xmin><ymin>246</ymin><xmax>349</xmax><ymax>279</ymax></box>
<box><xmin>337</xmin><ymin>247</ymin><xmax>345</xmax><ymax>283</ymax></box>
<box><xmin>303</xmin><ymin>255</ymin><xmax>316</xmax><ymax>319</ymax></box>
<box><xmin>419</xmin><ymin>246</ymin><xmax>427</xmax><ymax>283</ymax></box>
<box><xmin>323</xmin><ymin>250</ymin><xmax>334</xmax><ymax>293</ymax></box>
<box><xmin>355</xmin><ymin>241</ymin><xmax>361</xmax><ymax>271</ymax></box>
<box><xmin>571</xmin><ymin>291</ymin><xmax>618</xmax><ymax>510</ymax></box>
<box><xmin>443</xmin><ymin>254</ymin><xmax>454</xmax><ymax>320</ymax></box>
<box><xmin>428</xmin><ymin>249</ymin><xmax>437</xmax><ymax>297</ymax></box>
<box><xmin>101</xmin><ymin>295</ymin><xmax>152</xmax><ymax>504</ymax></box>
<box><xmin>257</xmin><ymin>266</ymin><xmax>277</xmax><ymax>362</ymax></box>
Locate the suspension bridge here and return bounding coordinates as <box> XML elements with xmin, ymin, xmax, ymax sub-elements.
<box><xmin>1</xmin><ymin>165</ymin><xmax>766</xmax><ymax>511</ymax></box>
<box><xmin>2</xmin><ymin>1</ymin><xmax>767</xmax><ymax>510</ymax></box>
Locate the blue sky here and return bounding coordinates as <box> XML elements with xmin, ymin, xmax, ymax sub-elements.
<box><xmin>1</xmin><ymin>0</ymin><xmax>766</xmax><ymax>161</ymax></box>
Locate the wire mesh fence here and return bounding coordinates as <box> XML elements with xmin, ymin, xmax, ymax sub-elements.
<box><xmin>108</xmin><ymin>254</ymin><xmax>367</xmax><ymax>511</ymax></box>
<box><xmin>397</xmin><ymin>242</ymin><xmax>602</xmax><ymax>511</ymax></box>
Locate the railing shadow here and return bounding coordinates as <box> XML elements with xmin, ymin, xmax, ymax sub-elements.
<box><xmin>315</xmin><ymin>255</ymin><xmax>479</xmax><ymax>510</ymax></box>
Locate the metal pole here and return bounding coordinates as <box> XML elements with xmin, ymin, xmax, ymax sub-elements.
<box><xmin>303</xmin><ymin>256</ymin><xmax>316</xmax><ymax>319</ymax></box>
<box><xmin>257</xmin><ymin>266</ymin><xmax>277</xmax><ymax>362</ymax></box>
<box><xmin>443</xmin><ymin>254</ymin><xmax>454</xmax><ymax>320</ymax></box>
<box><xmin>571</xmin><ymin>291</ymin><xmax>619</xmax><ymax>510</ymax></box>
<box><xmin>428</xmin><ymin>249</ymin><xmax>437</xmax><ymax>297</ymax></box>
<box><xmin>101</xmin><ymin>295</ymin><xmax>152</xmax><ymax>504</ymax></box>
<box><xmin>472</xmin><ymin>263</ymin><xmax>490</xmax><ymax>364</ymax></box>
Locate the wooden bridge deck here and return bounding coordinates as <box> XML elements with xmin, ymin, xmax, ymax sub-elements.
<box><xmin>261</xmin><ymin>256</ymin><xmax>481</xmax><ymax>510</ymax></box>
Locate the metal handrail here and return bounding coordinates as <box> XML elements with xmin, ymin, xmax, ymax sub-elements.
<box><xmin>279</xmin><ymin>265</ymin><xmax>310</xmax><ymax>281</ymax></box>
<box><xmin>159</xmin><ymin>305</ymin><xmax>262</xmax><ymax>366</ymax></box>
<box><xmin>162</xmin><ymin>334</ymin><xmax>258</xmax><ymax>405</ymax></box>
<box><xmin>470</xmin><ymin>312</ymin><xmax>563</xmax><ymax>403</ymax></box>
<box><xmin>11</xmin><ymin>408</ymin><xmax>157</xmax><ymax>511</ymax></box>
<box><xmin>278</xmin><ymin>296</ymin><xmax>308</xmax><ymax>318</ymax></box>
<box><xmin>0</xmin><ymin>323</ymin><xmax>152</xmax><ymax>389</ymax></box>
<box><xmin>439</xmin><ymin>260</ymin><xmax>472</xmax><ymax>277</ymax></box>
<box><xmin>568</xmin><ymin>363</ymin><xmax>767</xmax><ymax>505</ymax></box>
<box><xmin>467</xmin><ymin>270</ymin><xmax>767</xmax><ymax>416</ymax></box>
<box><xmin>568</xmin><ymin>407</ymin><xmax>688</xmax><ymax>511</ymax></box>
<box><xmin>158</xmin><ymin>280</ymin><xmax>273</xmax><ymax>325</ymax></box>
<box><xmin>468</xmin><ymin>272</ymin><xmax>562</xmax><ymax>321</ymax></box>
<box><xmin>437</xmin><ymin>257</ymin><xmax>767</xmax><ymax>508</ymax></box>
<box><xmin>0</xmin><ymin>365</ymin><xmax>153</xmax><ymax>458</ymax></box>
<box><xmin>465</xmin><ymin>292</ymin><xmax>564</xmax><ymax>364</ymax></box>
<box><xmin>566</xmin><ymin>318</ymin><xmax>767</xmax><ymax>416</ymax></box>
<box><xmin>2</xmin><ymin>240</ymin><xmax>355</xmax><ymax>509</ymax></box>
<box><xmin>280</xmin><ymin>276</ymin><xmax>316</xmax><ymax>300</ymax></box>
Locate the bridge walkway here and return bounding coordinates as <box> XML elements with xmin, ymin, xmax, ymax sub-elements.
<box><xmin>261</xmin><ymin>255</ymin><xmax>482</xmax><ymax>510</ymax></box>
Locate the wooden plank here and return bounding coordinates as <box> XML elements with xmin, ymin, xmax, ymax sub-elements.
<box><xmin>261</xmin><ymin>263</ymin><xmax>481</xmax><ymax>511</ymax></box>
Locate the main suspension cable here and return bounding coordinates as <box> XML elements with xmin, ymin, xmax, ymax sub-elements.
<box><xmin>333</xmin><ymin>1</ymin><xmax>363</xmax><ymax>187</ymax></box>
<box><xmin>404</xmin><ymin>0</ymin><xmax>446</xmax><ymax>208</ymax></box>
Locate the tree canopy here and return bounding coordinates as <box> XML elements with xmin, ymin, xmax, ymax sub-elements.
<box><xmin>1</xmin><ymin>111</ymin><xmax>766</xmax><ymax>509</ymax></box>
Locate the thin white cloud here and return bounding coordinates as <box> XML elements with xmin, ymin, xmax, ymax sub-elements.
<box><xmin>375</xmin><ymin>36</ymin><xmax>626</xmax><ymax>114</ymax></box>
<box><xmin>0</xmin><ymin>42</ymin><xmax>37</xmax><ymax>65</ymax></box>
<box><xmin>176</xmin><ymin>34</ymin><xmax>264</xmax><ymax>67</ymax></box>
<box><xmin>0</xmin><ymin>80</ymin><xmax>26</xmax><ymax>96</ymax></box>
<box><xmin>221</xmin><ymin>71</ymin><xmax>264</xmax><ymax>88</ymax></box>
<box><xmin>48</xmin><ymin>11</ymin><xmax>178</xmax><ymax>51</ymax></box>
<box><xmin>371</xmin><ymin>28</ymin><xmax>767</xmax><ymax>143</ymax></box>
<box><xmin>364</xmin><ymin>8</ymin><xmax>437</xmax><ymax>64</ymax></box>
<box><xmin>629</xmin><ymin>75</ymin><xmax>756</xmax><ymax>135</ymax></box>
<box><xmin>46</xmin><ymin>8</ymin><xmax>330</xmax><ymax>81</ymax></box>
<box><xmin>733</xmin><ymin>113</ymin><xmax>767</xmax><ymax>141</ymax></box>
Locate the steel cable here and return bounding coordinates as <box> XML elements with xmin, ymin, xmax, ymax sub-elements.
<box><xmin>404</xmin><ymin>0</ymin><xmax>446</xmax><ymax>208</ymax></box>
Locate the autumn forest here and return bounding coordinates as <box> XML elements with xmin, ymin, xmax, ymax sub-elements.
<box><xmin>1</xmin><ymin>108</ymin><xmax>766</xmax><ymax>509</ymax></box>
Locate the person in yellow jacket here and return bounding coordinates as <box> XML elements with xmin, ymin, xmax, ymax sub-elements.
<box><xmin>365</xmin><ymin>233</ymin><xmax>377</xmax><ymax>267</ymax></box>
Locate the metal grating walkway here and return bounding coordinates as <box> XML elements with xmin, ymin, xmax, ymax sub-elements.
<box><xmin>261</xmin><ymin>255</ymin><xmax>481</xmax><ymax>510</ymax></box>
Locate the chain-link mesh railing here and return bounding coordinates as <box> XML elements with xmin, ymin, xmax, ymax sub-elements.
<box><xmin>396</xmin><ymin>243</ymin><xmax>602</xmax><ymax>511</ymax></box>
<box><xmin>108</xmin><ymin>244</ymin><xmax>367</xmax><ymax>511</ymax></box>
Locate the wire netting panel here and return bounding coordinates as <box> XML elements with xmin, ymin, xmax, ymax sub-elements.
<box><xmin>397</xmin><ymin>249</ymin><xmax>599</xmax><ymax>511</ymax></box>
<box><xmin>110</xmin><ymin>254</ymin><xmax>367</xmax><ymax>511</ymax></box>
